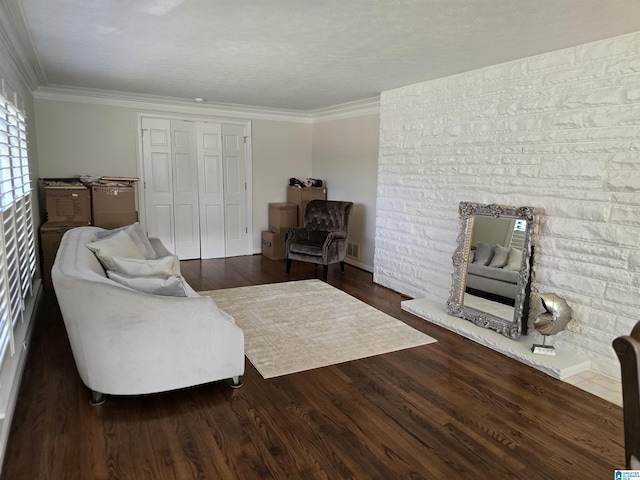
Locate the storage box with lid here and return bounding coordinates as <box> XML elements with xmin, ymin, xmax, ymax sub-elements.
<box><xmin>268</xmin><ymin>202</ymin><xmax>297</xmax><ymax>233</ymax></box>
<box><xmin>286</xmin><ymin>186</ymin><xmax>327</xmax><ymax>225</ymax></box>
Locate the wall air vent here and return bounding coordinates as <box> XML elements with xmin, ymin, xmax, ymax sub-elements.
<box><xmin>346</xmin><ymin>242</ymin><xmax>360</xmax><ymax>260</ymax></box>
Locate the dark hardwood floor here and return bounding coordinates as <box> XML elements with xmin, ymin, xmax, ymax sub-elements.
<box><xmin>2</xmin><ymin>255</ymin><xmax>624</xmax><ymax>479</ymax></box>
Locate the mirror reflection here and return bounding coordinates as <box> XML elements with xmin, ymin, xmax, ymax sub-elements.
<box><xmin>447</xmin><ymin>202</ymin><xmax>535</xmax><ymax>340</ymax></box>
<box><xmin>464</xmin><ymin>216</ymin><xmax>525</xmax><ymax>320</ymax></box>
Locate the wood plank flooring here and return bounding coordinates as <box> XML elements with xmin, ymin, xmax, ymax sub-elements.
<box><xmin>2</xmin><ymin>255</ymin><xmax>624</xmax><ymax>479</ymax></box>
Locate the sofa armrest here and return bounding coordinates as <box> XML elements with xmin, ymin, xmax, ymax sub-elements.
<box><xmin>149</xmin><ymin>237</ymin><xmax>172</xmax><ymax>258</ymax></box>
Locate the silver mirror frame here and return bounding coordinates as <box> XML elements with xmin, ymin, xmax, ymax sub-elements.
<box><xmin>446</xmin><ymin>202</ymin><xmax>536</xmax><ymax>339</ymax></box>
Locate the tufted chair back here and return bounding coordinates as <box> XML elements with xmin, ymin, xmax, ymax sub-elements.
<box><xmin>304</xmin><ymin>200</ymin><xmax>352</xmax><ymax>232</ymax></box>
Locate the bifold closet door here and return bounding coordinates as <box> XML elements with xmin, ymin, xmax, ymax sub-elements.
<box><xmin>196</xmin><ymin>122</ymin><xmax>225</xmax><ymax>258</ymax></box>
<box><xmin>141</xmin><ymin>117</ymin><xmax>200</xmax><ymax>259</ymax></box>
<box><xmin>221</xmin><ymin>123</ymin><xmax>248</xmax><ymax>258</ymax></box>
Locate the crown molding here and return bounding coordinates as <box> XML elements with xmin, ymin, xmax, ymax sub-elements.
<box><xmin>0</xmin><ymin>0</ymin><xmax>47</xmax><ymax>91</ymax></box>
<box><xmin>309</xmin><ymin>96</ymin><xmax>380</xmax><ymax>122</ymax></box>
<box><xmin>33</xmin><ymin>85</ymin><xmax>380</xmax><ymax>123</ymax></box>
<box><xmin>33</xmin><ymin>85</ymin><xmax>316</xmax><ymax>123</ymax></box>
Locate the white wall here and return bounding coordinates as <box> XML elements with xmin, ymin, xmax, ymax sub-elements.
<box><xmin>33</xmin><ymin>97</ymin><xmax>313</xmax><ymax>253</ymax></box>
<box><xmin>376</xmin><ymin>31</ymin><xmax>640</xmax><ymax>378</ymax></box>
<box><xmin>35</xmin><ymin>100</ymin><xmax>137</xmax><ymax>177</ymax></box>
<box><xmin>252</xmin><ymin>118</ymin><xmax>312</xmax><ymax>251</ymax></box>
<box><xmin>311</xmin><ymin>114</ymin><xmax>379</xmax><ymax>270</ymax></box>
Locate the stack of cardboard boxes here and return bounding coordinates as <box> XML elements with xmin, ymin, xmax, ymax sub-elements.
<box><xmin>40</xmin><ymin>177</ymin><xmax>138</xmax><ymax>290</ymax></box>
<box><xmin>286</xmin><ymin>185</ymin><xmax>327</xmax><ymax>226</ymax></box>
<box><xmin>261</xmin><ymin>185</ymin><xmax>327</xmax><ymax>260</ymax></box>
<box><xmin>261</xmin><ymin>203</ymin><xmax>297</xmax><ymax>260</ymax></box>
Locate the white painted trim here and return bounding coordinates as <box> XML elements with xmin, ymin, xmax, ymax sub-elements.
<box><xmin>309</xmin><ymin>97</ymin><xmax>380</xmax><ymax>122</ymax></box>
<box><xmin>35</xmin><ymin>85</ymin><xmax>314</xmax><ymax>123</ymax></box>
<box><xmin>244</xmin><ymin>121</ymin><xmax>254</xmax><ymax>256</ymax></box>
<box><xmin>33</xmin><ymin>85</ymin><xmax>380</xmax><ymax>123</ymax></box>
<box><xmin>0</xmin><ymin>0</ymin><xmax>47</xmax><ymax>90</ymax></box>
<box><xmin>345</xmin><ymin>258</ymin><xmax>373</xmax><ymax>273</ymax></box>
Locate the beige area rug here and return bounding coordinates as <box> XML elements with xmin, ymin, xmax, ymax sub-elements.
<box><xmin>199</xmin><ymin>279</ymin><xmax>437</xmax><ymax>379</ymax></box>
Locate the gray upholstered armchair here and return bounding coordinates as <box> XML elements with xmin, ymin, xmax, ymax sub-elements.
<box><xmin>286</xmin><ymin>200</ymin><xmax>354</xmax><ymax>281</ymax></box>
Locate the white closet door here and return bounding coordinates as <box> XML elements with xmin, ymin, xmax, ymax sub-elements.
<box><xmin>141</xmin><ymin>117</ymin><xmax>175</xmax><ymax>253</ymax></box>
<box><xmin>222</xmin><ymin>124</ymin><xmax>249</xmax><ymax>257</ymax></box>
<box><xmin>141</xmin><ymin>117</ymin><xmax>250</xmax><ymax>259</ymax></box>
<box><xmin>171</xmin><ymin>120</ymin><xmax>200</xmax><ymax>259</ymax></box>
<box><xmin>196</xmin><ymin>122</ymin><xmax>225</xmax><ymax>258</ymax></box>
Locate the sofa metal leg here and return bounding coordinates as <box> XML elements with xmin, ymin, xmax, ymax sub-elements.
<box><xmin>322</xmin><ymin>265</ymin><xmax>328</xmax><ymax>281</ymax></box>
<box><xmin>90</xmin><ymin>390</ymin><xmax>106</xmax><ymax>406</ymax></box>
<box><xmin>229</xmin><ymin>376</ymin><xmax>243</xmax><ymax>388</ymax></box>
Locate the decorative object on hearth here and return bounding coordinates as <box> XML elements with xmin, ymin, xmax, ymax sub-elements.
<box><xmin>531</xmin><ymin>293</ymin><xmax>572</xmax><ymax>355</ymax></box>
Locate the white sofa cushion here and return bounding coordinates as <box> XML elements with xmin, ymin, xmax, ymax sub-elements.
<box><xmin>86</xmin><ymin>230</ymin><xmax>146</xmax><ymax>270</ymax></box>
<box><xmin>106</xmin><ymin>271</ymin><xmax>187</xmax><ymax>297</ymax></box>
<box><xmin>111</xmin><ymin>255</ymin><xmax>180</xmax><ymax>276</ymax></box>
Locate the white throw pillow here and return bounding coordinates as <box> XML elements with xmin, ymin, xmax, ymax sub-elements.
<box><xmin>488</xmin><ymin>245</ymin><xmax>510</xmax><ymax>268</ymax></box>
<box><xmin>505</xmin><ymin>248</ymin><xmax>522</xmax><ymax>271</ymax></box>
<box><xmin>86</xmin><ymin>231</ymin><xmax>146</xmax><ymax>270</ymax></box>
<box><xmin>111</xmin><ymin>255</ymin><xmax>180</xmax><ymax>276</ymax></box>
<box><xmin>106</xmin><ymin>271</ymin><xmax>186</xmax><ymax>297</ymax></box>
<box><xmin>94</xmin><ymin>222</ymin><xmax>157</xmax><ymax>260</ymax></box>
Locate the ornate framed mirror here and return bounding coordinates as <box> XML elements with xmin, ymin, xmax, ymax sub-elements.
<box><xmin>446</xmin><ymin>202</ymin><xmax>536</xmax><ymax>339</ymax></box>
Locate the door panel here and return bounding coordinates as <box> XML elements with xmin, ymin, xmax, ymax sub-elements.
<box><xmin>197</xmin><ymin>122</ymin><xmax>225</xmax><ymax>258</ymax></box>
<box><xmin>171</xmin><ymin>120</ymin><xmax>200</xmax><ymax>259</ymax></box>
<box><xmin>142</xmin><ymin>118</ymin><xmax>175</xmax><ymax>252</ymax></box>
<box><xmin>153</xmin><ymin>205</ymin><xmax>173</xmax><ymax>243</ymax></box>
<box><xmin>222</xmin><ymin>124</ymin><xmax>248</xmax><ymax>257</ymax></box>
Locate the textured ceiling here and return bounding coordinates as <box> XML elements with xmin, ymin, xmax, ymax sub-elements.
<box><xmin>19</xmin><ymin>0</ymin><xmax>640</xmax><ymax>111</ymax></box>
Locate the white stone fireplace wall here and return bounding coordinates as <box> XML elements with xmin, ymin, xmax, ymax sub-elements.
<box><xmin>375</xmin><ymin>32</ymin><xmax>640</xmax><ymax>378</ymax></box>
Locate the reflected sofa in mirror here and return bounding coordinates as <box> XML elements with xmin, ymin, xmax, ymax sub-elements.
<box><xmin>446</xmin><ymin>202</ymin><xmax>535</xmax><ymax>340</ymax></box>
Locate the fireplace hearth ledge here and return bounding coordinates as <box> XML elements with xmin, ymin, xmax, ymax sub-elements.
<box><xmin>402</xmin><ymin>297</ymin><xmax>591</xmax><ymax>380</ymax></box>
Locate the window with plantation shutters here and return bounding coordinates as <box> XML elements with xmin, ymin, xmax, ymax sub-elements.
<box><xmin>0</xmin><ymin>91</ymin><xmax>35</xmax><ymax>370</ymax></box>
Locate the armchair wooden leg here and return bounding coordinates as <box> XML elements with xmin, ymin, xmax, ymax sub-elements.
<box><xmin>286</xmin><ymin>258</ymin><xmax>292</xmax><ymax>273</ymax></box>
<box><xmin>322</xmin><ymin>265</ymin><xmax>328</xmax><ymax>281</ymax></box>
<box><xmin>340</xmin><ymin>261</ymin><xmax>345</xmax><ymax>273</ymax></box>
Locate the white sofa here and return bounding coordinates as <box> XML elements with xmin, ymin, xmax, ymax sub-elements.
<box><xmin>52</xmin><ymin>226</ymin><xmax>244</xmax><ymax>404</ymax></box>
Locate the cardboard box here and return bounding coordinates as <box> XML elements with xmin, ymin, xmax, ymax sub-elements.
<box><xmin>92</xmin><ymin>210</ymin><xmax>139</xmax><ymax>230</ymax></box>
<box><xmin>268</xmin><ymin>202</ymin><xmax>297</xmax><ymax>233</ymax></box>
<box><xmin>40</xmin><ymin>222</ymin><xmax>86</xmax><ymax>290</ymax></box>
<box><xmin>91</xmin><ymin>185</ymin><xmax>137</xmax><ymax>229</ymax></box>
<box><xmin>286</xmin><ymin>186</ymin><xmax>327</xmax><ymax>225</ymax></box>
<box><xmin>92</xmin><ymin>185</ymin><xmax>135</xmax><ymax>212</ymax></box>
<box><xmin>261</xmin><ymin>230</ymin><xmax>286</xmax><ymax>260</ymax></box>
<box><xmin>44</xmin><ymin>186</ymin><xmax>92</xmax><ymax>224</ymax></box>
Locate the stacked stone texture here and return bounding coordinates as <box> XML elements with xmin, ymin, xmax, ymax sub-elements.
<box><xmin>375</xmin><ymin>32</ymin><xmax>640</xmax><ymax>378</ymax></box>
